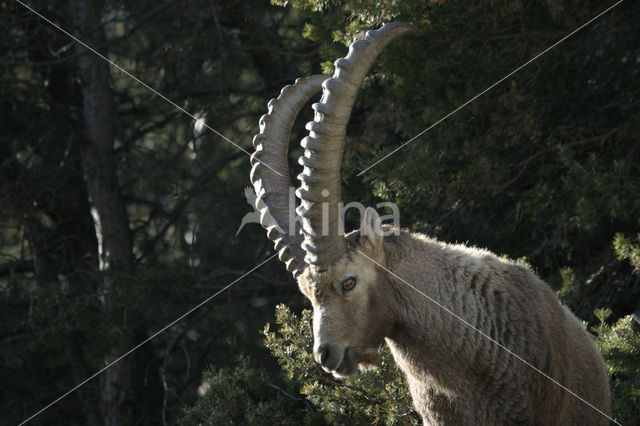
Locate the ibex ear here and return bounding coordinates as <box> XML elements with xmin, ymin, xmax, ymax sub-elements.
<box><xmin>360</xmin><ymin>207</ymin><xmax>384</xmax><ymax>255</ymax></box>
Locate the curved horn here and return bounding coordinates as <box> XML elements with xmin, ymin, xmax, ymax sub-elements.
<box><xmin>250</xmin><ymin>74</ymin><xmax>328</xmax><ymax>278</ymax></box>
<box><xmin>296</xmin><ymin>22</ymin><xmax>417</xmax><ymax>268</ymax></box>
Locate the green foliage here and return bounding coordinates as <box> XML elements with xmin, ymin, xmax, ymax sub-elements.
<box><xmin>613</xmin><ymin>233</ymin><xmax>640</xmax><ymax>272</ymax></box>
<box><xmin>180</xmin><ymin>304</ymin><xmax>419</xmax><ymax>425</ymax></box>
<box><xmin>263</xmin><ymin>304</ymin><xmax>420</xmax><ymax>425</ymax></box>
<box><xmin>556</xmin><ymin>266</ymin><xmax>579</xmax><ymax>304</ymax></box>
<box><xmin>592</xmin><ymin>310</ymin><xmax>640</xmax><ymax>424</ymax></box>
<box><xmin>179</xmin><ymin>355</ymin><xmax>322</xmax><ymax>425</ymax></box>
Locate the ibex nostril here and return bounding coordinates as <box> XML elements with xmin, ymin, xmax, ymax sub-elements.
<box><xmin>316</xmin><ymin>344</ymin><xmax>330</xmax><ymax>366</ymax></box>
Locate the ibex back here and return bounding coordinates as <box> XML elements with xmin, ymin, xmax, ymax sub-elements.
<box><xmin>250</xmin><ymin>22</ymin><xmax>611</xmax><ymax>425</ymax></box>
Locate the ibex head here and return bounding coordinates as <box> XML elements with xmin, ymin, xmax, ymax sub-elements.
<box><xmin>250</xmin><ymin>22</ymin><xmax>416</xmax><ymax>377</ymax></box>
<box><xmin>298</xmin><ymin>208</ymin><xmax>393</xmax><ymax>377</ymax></box>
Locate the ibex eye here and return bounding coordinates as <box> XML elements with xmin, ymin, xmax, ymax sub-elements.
<box><xmin>341</xmin><ymin>277</ymin><xmax>357</xmax><ymax>291</ymax></box>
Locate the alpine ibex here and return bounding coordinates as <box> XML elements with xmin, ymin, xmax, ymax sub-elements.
<box><xmin>250</xmin><ymin>22</ymin><xmax>611</xmax><ymax>425</ymax></box>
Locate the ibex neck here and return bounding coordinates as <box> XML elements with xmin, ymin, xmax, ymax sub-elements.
<box><xmin>381</xmin><ymin>233</ymin><xmax>493</xmax><ymax>402</ymax></box>
<box><xmin>386</xmin><ymin>285</ymin><xmax>476</xmax><ymax>391</ymax></box>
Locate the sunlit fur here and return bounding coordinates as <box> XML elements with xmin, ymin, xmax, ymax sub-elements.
<box><xmin>298</xmin><ymin>209</ymin><xmax>611</xmax><ymax>425</ymax></box>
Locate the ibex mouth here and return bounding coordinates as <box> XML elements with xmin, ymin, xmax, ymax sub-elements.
<box><xmin>330</xmin><ymin>347</ymin><xmax>358</xmax><ymax>378</ymax></box>
<box><xmin>330</xmin><ymin>347</ymin><xmax>381</xmax><ymax>379</ymax></box>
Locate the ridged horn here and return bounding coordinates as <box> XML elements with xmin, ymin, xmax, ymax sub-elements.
<box><xmin>250</xmin><ymin>74</ymin><xmax>329</xmax><ymax>278</ymax></box>
<box><xmin>296</xmin><ymin>22</ymin><xmax>417</xmax><ymax>268</ymax></box>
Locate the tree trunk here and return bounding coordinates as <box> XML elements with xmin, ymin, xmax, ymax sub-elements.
<box><xmin>71</xmin><ymin>1</ymin><xmax>136</xmax><ymax>424</ymax></box>
<box><xmin>66</xmin><ymin>332</ymin><xmax>103</xmax><ymax>426</ymax></box>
